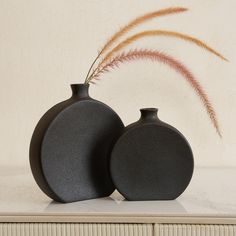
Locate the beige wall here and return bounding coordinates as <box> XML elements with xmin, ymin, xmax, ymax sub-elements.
<box><xmin>0</xmin><ymin>0</ymin><xmax>235</xmax><ymax>167</ymax></box>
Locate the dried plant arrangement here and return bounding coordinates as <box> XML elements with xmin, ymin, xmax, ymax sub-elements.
<box><xmin>84</xmin><ymin>7</ymin><xmax>227</xmax><ymax>137</ymax></box>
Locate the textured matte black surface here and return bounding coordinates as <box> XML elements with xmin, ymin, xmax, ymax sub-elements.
<box><xmin>110</xmin><ymin>108</ymin><xmax>194</xmax><ymax>201</ymax></box>
<box><xmin>30</xmin><ymin>84</ymin><xmax>124</xmax><ymax>203</ymax></box>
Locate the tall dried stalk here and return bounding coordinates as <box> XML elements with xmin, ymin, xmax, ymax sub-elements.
<box><xmin>85</xmin><ymin>7</ymin><xmax>188</xmax><ymax>82</ymax></box>
<box><xmin>96</xmin><ymin>30</ymin><xmax>227</xmax><ymax>74</ymax></box>
<box><xmin>91</xmin><ymin>49</ymin><xmax>221</xmax><ymax>137</ymax></box>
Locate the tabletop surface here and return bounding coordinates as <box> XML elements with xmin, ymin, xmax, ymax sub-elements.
<box><xmin>0</xmin><ymin>166</ymin><xmax>236</xmax><ymax>224</ymax></box>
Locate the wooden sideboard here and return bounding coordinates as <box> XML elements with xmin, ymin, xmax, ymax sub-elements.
<box><xmin>0</xmin><ymin>166</ymin><xmax>236</xmax><ymax>235</ymax></box>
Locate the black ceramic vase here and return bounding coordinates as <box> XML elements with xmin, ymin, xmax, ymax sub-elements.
<box><xmin>30</xmin><ymin>84</ymin><xmax>124</xmax><ymax>203</ymax></box>
<box><xmin>110</xmin><ymin>108</ymin><xmax>194</xmax><ymax>201</ymax></box>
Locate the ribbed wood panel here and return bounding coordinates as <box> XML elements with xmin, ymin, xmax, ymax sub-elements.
<box><xmin>0</xmin><ymin>223</ymin><xmax>152</xmax><ymax>236</ymax></box>
<box><xmin>155</xmin><ymin>224</ymin><xmax>236</xmax><ymax>236</ymax></box>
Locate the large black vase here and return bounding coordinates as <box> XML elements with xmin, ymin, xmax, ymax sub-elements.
<box><xmin>30</xmin><ymin>84</ymin><xmax>124</xmax><ymax>203</ymax></box>
<box><xmin>110</xmin><ymin>108</ymin><xmax>194</xmax><ymax>201</ymax></box>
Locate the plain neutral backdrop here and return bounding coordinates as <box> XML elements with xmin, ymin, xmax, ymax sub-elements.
<box><xmin>0</xmin><ymin>0</ymin><xmax>235</xmax><ymax>167</ymax></box>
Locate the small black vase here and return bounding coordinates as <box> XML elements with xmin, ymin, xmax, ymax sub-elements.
<box><xmin>30</xmin><ymin>84</ymin><xmax>124</xmax><ymax>203</ymax></box>
<box><xmin>110</xmin><ymin>108</ymin><xmax>194</xmax><ymax>201</ymax></box>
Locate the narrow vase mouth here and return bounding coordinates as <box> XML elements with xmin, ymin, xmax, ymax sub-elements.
<box><xmin>140</xmin><ymin>108</ymin><xmax>158</xmax><ymax>113</ymax></box>
<box><xmin>70</xmin><ymin>83</ymin><xmax>90</xmax><ymax>98</ymax></box>
<box><xmin>70</xmin><ymin>83</ymin><xmax>89</xmax><ymax>86</ymax></box>
<box><xmin>140</xmin><ymin>108</ymin><xmax>159</xmax><ymax>121</ymax></box>
<box><xmin>70</xmin><ymin>83</ymin><xmax>89</xmax><ymax>89</ymax></box>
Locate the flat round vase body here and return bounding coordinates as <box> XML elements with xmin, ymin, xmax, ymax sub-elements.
<box><xmin>30</xmin><ymin>84</ymin><xmax>124</xmax><ymax>203</ymax></box>
<box><xmin>110</xmin><ymin>108</ymin><xmax>194</xmax><ymax>201</ymax></box>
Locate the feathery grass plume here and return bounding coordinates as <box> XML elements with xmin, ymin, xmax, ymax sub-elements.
<box><xmin>90</xmin><ymin>49</ymin><xmax>221</xmax><ymax>137</ymax></box>
<box><xmin>99</xmin><ymin>7</ymin><xmax>187</xmax><ymax>55</ymax></box>
<box><xmin>85</xmin><ymin>7</ymin><xmax>188</xmax><ymax>82</ymax></box>
<box><xmin>97</xmin><ymin>30</ymin><xmax>227</xmax><ymax>71</ymax></box>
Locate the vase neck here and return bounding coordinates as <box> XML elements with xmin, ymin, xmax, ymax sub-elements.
<box><xmin>139</xmin><ymin>108</ymin><xmax>159</xmax><ymax>122</ymax></box>
<box><xmin>70</xmin><ymin>84</ymin><xmax>89</xmax><ymax>98</ymax></box>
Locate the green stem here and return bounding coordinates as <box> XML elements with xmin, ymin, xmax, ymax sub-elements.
<box><xmin>85</xmin><ymin>51</ymin><xmax>103</xmax><ymax>84</ymax></box>
<box><xmin>86</xmin><ymin>66</ymin><xmax>100</xmax><ymax>83</ymax></box>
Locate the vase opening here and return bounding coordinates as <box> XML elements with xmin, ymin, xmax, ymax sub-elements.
<box><xmin>70</xmin><ymin>83</ymin><xmax>89</xmax><ymax>98</ymax></box>
<box><xmin>140</xmin><ymin>108</ymin><xmax>158</xmax><ymax>121</ymax></box>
